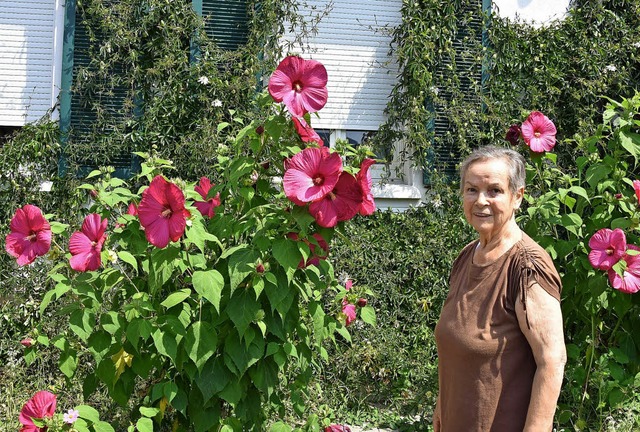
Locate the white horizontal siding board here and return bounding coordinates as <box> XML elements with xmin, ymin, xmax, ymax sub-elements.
<box><xmin>0</xmin><ymin>0</ymin><xmax>56</xmax><ymax>126</ymax></box>
<box><xmin>282</xmin><ymin>0</ymin><xmax>401</xmax><ymax>130</ymax></box>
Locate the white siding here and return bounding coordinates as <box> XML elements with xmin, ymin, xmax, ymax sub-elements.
<box><xmin>0</xmin><ymin>0</ymin><xmax>57</xmax><ymax>125</ymax></box>
<box><xmin>283</xmin><ymin>0</ymin><xmax>401</xmax><ymax>130</ymax></box>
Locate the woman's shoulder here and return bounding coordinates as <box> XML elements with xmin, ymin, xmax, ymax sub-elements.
<box><xmin>511</xmin><ymin>231</ymin><xmax>562</xmax><ymax>297</ymax></box>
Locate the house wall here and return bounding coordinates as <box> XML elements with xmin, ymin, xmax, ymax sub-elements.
<box><xmin>0</xmin><ymin>0</ymin><xmax>64</xmax><ymax>126</ymax></box>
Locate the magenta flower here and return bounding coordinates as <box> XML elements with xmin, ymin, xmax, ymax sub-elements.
<box><xmin>268</xmin><ymin>55</ymin><xmax>328</xmax><ymax>117</ymax></box>
<box><xmin>356</xmin><ymin>158</ymin><xmax>376</xmax><ymax>216</ymax></box>
<box><xmin>19</xmin><ymin>390</ymin><xmax>56</xmax><ymax>432</ymax></box>
<box><xmin>283</xmin><ymin>147</ymin><xmax>342</xmax><ymax>205</ymax></box>
<box><xmin>126</xmin><ymin>202</ymin><xmax>138</xmax><ymax>216</ymax></box>
<box><xmin>194</xmin><ymin>176</ymin><xmax>221</xmax><ymax>218</ymax></box>
<box><xmin>309</xmin><ymin>172</ymin><xmax>363</xmax><ymax>228</ymax></box>
<box><xmin>607</xmin><ymin>252</ymin><xmax>640</xmax><ymax>294</ymax></box>
<box><xmin>521</xmin><ymin>111</ymin><xmax>557</xmax><ymax>153</ymax></box>
<box><xmin>292</xmin><ymin>116</ymin><xmax>324</xmax><ymax>146</ymax></box>
<box><xmin>138</xmin><ymin>175</ymin><xmax>191</xmax><ymax>248</ymax></box>
<box><xmin>505</xmin><ymin>124</ymin><xmax>522</xmax><ymax>146</ymax></box>
<box><xmin>341</xmin><ymin>299</ymin><xmax>357</xmax><ymax>326</ymax></box>
<box><xmin>588</xmin><ymin>228</ymin><xmax>626</xmax><ymax>270</ymax></box>
<box><xmin>633</xmin><ymin>180</ymin><xmax>640</xmax><ymax>206</ymax></box>
<box><xmin>5</xmin><ymin>205</ymin><xmax>52</xmax><ymax>266</ymax></box>
<box><xmin>325</xmin><ymin>425</ymin><xmax>351</xmax><ymax>432</ymax></box>
<box><xmin>69</xmin><ymin>214</ymin><xmax>108</xmax><ymax>272</ymax></box>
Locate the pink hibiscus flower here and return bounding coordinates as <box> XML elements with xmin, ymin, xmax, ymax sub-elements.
<box><xmin>5</xmin><ymin>205</ymin><xmax>52</xmax><ymax>266</ymax></box>
<box><xmin>341</xmin><ymin>299</ymin><xmax>357</xmax><ymax>326</ymax></box>
<box><xmin>268</xmin><ymin>55</ymin><xmax>328</xmax><ymax>117</ymax></box>
<box><xmin>325</xmin><ymin>425</ymin><xmax>351</xmax><ymax>432</ymax></box>
<box><xmin>588</xmin><ymin>228</ymin><xmax>626</xmax><ymax>270</ymax></box>
<box><xmin>194</xmin><ymin>176</ymin><xmax>221</xmax><ymax>218</ymax></box>
<box><xmin>607</xmin><ymin>251</ymin><xmax>640</xmax><ymax>294</ymax></box>
<box><xmin>283</xmin><ymin>147</ymin><xmax>342</xmax><ymax>205</ymax></box>
<box><xmin>356</xmin><ymin>158</ymin><xmax>376</xmax><ymax>216</ymax></box>
<box><xmin>126</xmin><ymin>202</ymin><xmax>138</xmax><ymax>216</ymax></box>
<box><xmin>19</xmin><ymin>390</ymin><xmax>56</xmax><ymax>432</ymax></box>
<box><xmin>69</xmin><ymin>213</ymin><xmax>108</xmax><ymax>272</ymax></box>
<box><xmin>521</xmin><ymin>111</ymin><xmax>557</xmax><ymax>153</ymax></box>
<box><xmin>633</xmin><ymin>180</ymin><xmax>640</xmax><ymax>205</ymax></box>
<box><xmin>138</xmin><ymin>175</ymin><xmax>191</xmax><ymax>248</ymax></box>
<box><xmin>292</xmin><ymin>116</ymin><xmax>324</xmax><ymax>146</ymax></box>
<box><xmin>309</xmin><ymin>172</ymin><xmax>363</xmax><ymax>228</ymax></box>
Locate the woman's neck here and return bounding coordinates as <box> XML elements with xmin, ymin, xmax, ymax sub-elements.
<box><xmin>474</xmin><ymin>221</ymin><xmax>522</xmax><ymax>265</ymax></box>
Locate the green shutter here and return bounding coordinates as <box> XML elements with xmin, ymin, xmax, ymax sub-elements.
<box><xmin>423</xmin><ymin>0</ymin><xmax>491</xmax><ymax>184</ymax></box>
<box><xmin>200</xmin><ymin>0</ymin><xmax>249</xmax><ymax>51</ymax></box>
<box><xmin>59</xmin><ymin>0</ymin><xmax>138</xmax><ymax>179</ymax></box>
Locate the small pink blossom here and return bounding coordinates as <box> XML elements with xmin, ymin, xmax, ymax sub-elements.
<box><xmin>345</xmin><ymin>279</ymin><xmax>353</xmax><ymax>290</ymax></box>
<box><xmin>268</xmin><ymin>56</ymin><xmax>328</xmax><ymax>117</ymax></box>
<box><xmin>69</xmin><ymin>214</ymin><xmax>108</xmax><ymax>272</ymax></box>
<box><xmin>342</xmin><ymin>299</ymin><xmax>357</xmax><ymax>326</ymax></box>
<box><xmin>194</xmin><ymin>176</ymin><xmax>221</xmax><ymax>218</ymax></box>
<box><xmin>5</xmin><ymin>205</ymin><xmax>52</xmax><ymax>266</ymax></box>
<box><xmin>63</xmin><ymin>408</ymin><xmax>79</xmax><ymax>424</ymax></box>
<box><xmin>126</xmin><ymin>202</ymin><xmax>138</xmax><ymax>216</ymax></box>
<box><xmin>521</xmin><ymin>111</ymin><xmax>557</xmax><ymax>153</ymax></box>
<box><xmin>19</xmin><ymin>391</ymin><xmax>56</xmax><ymax>432</ymax></box>
<box><xmin>588</xmin><ymin>228</ymin><xmax>626</xmax><ymax>271</ymax></box>
<box><xmin>20</xmin><ymin>338</ymin><xmax>34</xmax><ymax>348</ymax></box>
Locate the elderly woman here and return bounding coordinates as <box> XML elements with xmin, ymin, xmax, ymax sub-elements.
<box><xmin>433</xmin><ymin>146</ymin><xmax>566</xmax><ymax>431</ymax></box>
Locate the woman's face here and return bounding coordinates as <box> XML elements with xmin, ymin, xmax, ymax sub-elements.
<box><xmin>462</xmin><ymin>158</ymin><xmax>524</xmax><ymax>240</ymax></box>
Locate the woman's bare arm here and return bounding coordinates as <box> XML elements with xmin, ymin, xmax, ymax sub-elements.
<box><xmin>516</xmin><ymin>282</ymin><xmax>566</xmax><ymax>432</ymax></box>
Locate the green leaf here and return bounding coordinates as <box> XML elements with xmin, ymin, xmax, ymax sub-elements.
<box><xmin>76</xmin><ymin>405</ymin><xmax>101</xmax><ymax>423</ymax></box>
<box><xmin>70</xmin><ymin>309</ymin><xmax>95</xmax><ymax>342</ymax></box>
<box><xmin>117</xmin><ymin>251</ymin><xmax>138</xmax><ymax>273</ymax></box>
<box><xmin>619</xmin><ymin>131</ymin><xmax>640</xmax><ymax>166</ymax></box>
<box><xmin>136</xmin><ymin>417</ymin><xmax>154</xmax><ymax>432</ymax></box>
<box><xmin>152</xmin><ymin>329</ymin><xmax>178</xmax><ymax>364</ymax></box>
<box><xmin>192</xmin><ymin>269</ymin><xmax>224</xmax><ymax>312</ymax></box>
<box><xmin>185</xmin><ymin>321</ymin><xmax>218</xmax><ymax>372</ymax></box>
<box><xmin>139</xmin><ymin>406</ymin><xmax>161</xmax><ymax>418</ymax></box>
<box><xmin>161</xmin><ymin>289</ymin><xmax>191</xmax><ymax>309</ymax></box>
<box><xmin>226</xmin><ymin>289</ymin><xmax>260</xmax><ymax>337</ymax></box>
<box><xmin>224</xmin><ymin>331</ymin><xmax>265</xmax><ymax>375</ymax></box>
<box><xmin>269</xmin><ymin>421</ymin><xmax>293</xmax><ymax>432</ymax></box>
<box><xmin>49</xmin><ymin>221</ymin><xmax>69</xmax><ymax>234</ymax></box>
<box><xmin>185</xmin><ymin>217</ymin><xmax>221</xmax><ymax>253</ymax></box>
<box><xmin>92</xmin><ymin>421</ymin><xmax>116</xmax><ymax>432</ymax></box>
<box><xmin>272</xmin><ymin>238</ymin><xmax>303</xmax><ymax>270</ymax></box>
<box><xmin>359</xmin><ymin>305</ymin><xmax>377</xmax><ymax>326</ymax></box>
<box><xmin>227</xmin><ymin>246</ymin><xmax>260</xmax><ymax>293</ymax></box>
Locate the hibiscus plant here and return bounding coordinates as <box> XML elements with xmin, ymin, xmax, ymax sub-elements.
<box><xmin>8</xmin><ymin>56</ymin><xmax>376</xmax><ymax>431</ymax></box>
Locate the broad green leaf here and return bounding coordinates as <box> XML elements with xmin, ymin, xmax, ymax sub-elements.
<box><xmin>76</xmin><ymin>405</ymin><xmax>101</xmax><ymax>423</ymax></box>
<box><xmin>87</xmin><ymin>330</ymin><xmax>112</xmax><ymax>363</ymax></box>
<box><xmin>152</xmin><ymin>329</ymin><xmax>178</xmax><ymax>364</ymax></box>
<box><xmin>359</xmin><ymin>305</ymin><xmax>377</xmax><ymax>326</ymax></box>
<box><xmin>49</xmin><ymin>221</ymin><xmax>69</xmax><ymax>234</ymax></box>
<box><xmin>269</xmin><ymin>421</ymin><xmax>292</xmax><ymax>432</ymax></box>
<box><xmin>139</xmin><ymin>406</ymin><xmax>161</xmax><ymax>418</ymax></box>
<box><xmin>161</xmin><ymin>289</ymin><xmax>191</xmax><ymax>309</ymax></box>
<box><xmin>224</xmin><ymin>331</ymin><xmax>265</xmax><ymax>375</ymax></box>
<box><xmin>619</xmin><ymin>131</ymin><xmax>640</xmax><ymax>166</ymax></box>
<box><xmin>226</xmin><ymin>289</ymin><xmax>260</xmax><ymax>337</ymax></box>
<box><xmin>272</xmin><ymin>238</ymin><xmax>302</xmax><ymax>270</ymax></box>
<box><xmin>92</xmin><ymin>421</ymin><xmax>115</xmax><ymax>432</ymax></box>
<box><xmin>192</xmin><ymin>269</ymin><xmax>224</xmax><ymax>312</ymax></box>
<box><xmin>117</xmin><ymin>251</ymin><xmax>138</xmax><ymax>272</ymax></box>
<box><xmin>185</xmin><ymin>321</ymin><xmax>218</xmax><ymax>372</ymax></box>
<box><xmin>196</xmin><ymin>357</ymin><xmax>231</xmax><ymax>403</ymax></box>
<box><xmin>101</xmin><ymin>311</ymin><xmax>124</xmax><ymax>335</ymax></box>
<box><xmin>227</xmin><ymin>246</ymin><xmax>260</xmax><ymax>293</ymax></box>
<box><xmin>70</xmin><ymin>309</ymin><xmax>95</xmax><ymax>342</ymax></box>
<box><xmin>185</xmin><ymin>217</ymin><xmax>221</xmax><ymax>253</ymax></box>
<box><xmin>136</xmin><ymin>417</ymin><xmax>154</xmax><ymax>432</ymax></box>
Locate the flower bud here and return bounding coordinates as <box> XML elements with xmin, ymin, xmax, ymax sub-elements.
<box><xmin>256</xmin><ymin>263</ymin><xmax>265</xmax><ymax>273</ymax></box>
<box><xmin>20</xmin><ymin>338</ymin><xmax>34</xmax><ymax>347</ymax></box>
<box><xmin>357</xmin><ymin>298</ymin><xmax>368</xmax><ymax>307</ymax></box>
<box><xmin>256</xmin><ymin>125</ymin><xmax>265</xmax><ymax>135</ymax></box>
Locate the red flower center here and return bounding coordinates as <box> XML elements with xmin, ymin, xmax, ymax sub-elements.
<box><xmin>161</xmin><ymin>207</ymin><xmax>173</xmax><ymax>218</ymax></box>
<box><xmin>606</xmin><ymin>247</ymin><xmax>614</xmax><ymax>255</ymax></box>
<box><xmin>534</xmin><ymin>131</ymin><xmax>541</xmax><ymax>138</ymax></box>
<box><xmin>312</xmin><ymin>174</ymin><xmax>324</xmax><ymax>186</ymax></box>
<box><xmin>26</xmin><ymin>233</ymin><xmax>37</xmax><ymax>242</ymax></box>
<box><xmin>293</xmin><ymin>81</ymin><xmax>303</xmax><ymax>92</ymax></box>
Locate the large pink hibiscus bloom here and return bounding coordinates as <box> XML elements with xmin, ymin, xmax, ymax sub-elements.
<box><xmin>588</xmin><ymin>228</ymin><xmax>626</xmax><ymax>271</ymax></box>
<box><xmin>5</xmin><ymin>205</ymin><xmax>52</xmax><ymax>266</ymax></box>
<box><xmin>69</xmin><ymin>213</ymin><xmax>108</xmax><ymax>272</ymax></box>
<box><xmin>268</xmin><ymin>56</ymin><xmax>328</xmax><ymax>117</ymax></box>
<box><xmin>521</xmin><ymin>111</ymin><xmax>557</xmax><ymax>153</ymax></box>
<box><xmin>283</xmin><ymin>147</ymin><xmax>342</xmax><ymax>205</ymax></box>
<box><xmin>19</xmin><ymin>390</ymin><xmax>56</xmax><ymax>432</ymax></box>
<box><xmin>356</xmin><ymin>158</ymin><xmax>376</xmax><ymax>216</ymax></box>
<box><xmin>607</xmin><ymin>250</ymin><xmax>640</xmax><ymax>294</ymax></box>
<box><xmin>292</xmin><ymin>116</ymin><xmax>324</xmax><ymax>146</ymax></box>
<box><xmin>194</xmin><ymin>176</ymin><xmax>221</xmax><ymax>218</ymax></box>
<box><xmin>138</xmin><ymin>175</ymin><xmax>191</xmax><ymax>248</ymax></box>
<box><xmin>309</xmin><ymin>172</ymin><xmax>363</xmax><ymax>228</ymax></box>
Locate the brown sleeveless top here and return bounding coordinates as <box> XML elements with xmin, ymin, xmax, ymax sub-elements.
<box><xmin>434</xmin><ymin>232</ymin><xmax>561</xmax><ymax>431</ymax></box>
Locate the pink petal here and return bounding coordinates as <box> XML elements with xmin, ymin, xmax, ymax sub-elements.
<box><xmin>10</xmin><ymin>207</ymin><xmax>31</xmax><ymax>234</ymax></box>
<box><xmin>195</xmin><ymin>177</ymin><xmax>212</xmax><ymax>199</ymax></box>
<box><xmin>633</xmin><ymin>180</ymin><xmax>640</xmax><ymax>204</ymax></box>
<box><xmin>309</xmin><ymin>197</ymin><xmax>339</xmax><ymax>228</ymax></box>
<box><xmin>168</xmin><ymin>213</ymin><xmax>187</xmax><ymax>242</ymax></box>
<box><xmin>20</xmin><ymin>391</ymin><xmax>56</xmax><ymax>426</ymax></box>
<box><xmin>144</xmin><ymin>218</ymin><xmax>170</xmax><ymax>248</ymax></box>
<box><xmin>81</xmin><ymin>214</ymin><xmax>107</xmax><ymax>241</ymax></box>
<box><xmin>69</xmin><ymin>231</ymin><xmax>92</xmax><ymax>256</ymax></box>
<box><xmin>333</xmin><ymin>173</ymin><xmax>363</xmax><ymax>221</ymax></box>
<box><xmin>300</xmin><ymin>86</ymin><xmax>329</xmax><ymax>113</ymax></box>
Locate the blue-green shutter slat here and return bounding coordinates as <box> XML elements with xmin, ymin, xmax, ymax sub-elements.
<box><xmin>202</xmin><ymin>0</ymin><xmax>249</xmax><ymax>50</ymax></box>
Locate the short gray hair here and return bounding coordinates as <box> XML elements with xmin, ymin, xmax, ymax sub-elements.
<box><xmin>459</xmin><ymin>146</ymin><xmax>526</xmax><ymax>194</ymax></box>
